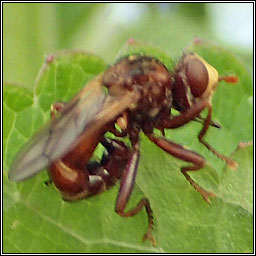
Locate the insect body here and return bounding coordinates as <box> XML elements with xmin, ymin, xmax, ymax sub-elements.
<box><xmin>9</xmin><ymin>53</ymin><xmax>238</xmax><ymax>245</ymax></box>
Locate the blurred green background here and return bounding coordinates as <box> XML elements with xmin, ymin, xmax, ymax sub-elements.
<box><xmin>3</xmin><ymin>3</ymin><xmax>253</xmax><ymax>253</ymax></box>
<box><xmin>3</xmin><ymin>3</ymin><xmax>253</xmax><ymax>87</ymax></box>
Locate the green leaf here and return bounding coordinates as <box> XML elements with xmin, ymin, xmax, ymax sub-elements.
<box><xmin>3</xmin><ymin>42</ymin><xmax>253</xmax><ymax>253</ymax></box>
<box><xmin>218</xmin><ymin>142</ymin><xmax>253</xmax><ymax>214</ymax></box>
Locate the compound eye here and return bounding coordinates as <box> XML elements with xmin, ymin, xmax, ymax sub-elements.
<box><xmin>185</xmin><ymin>57</ymin><xmax>209</xmax><ymax>97</ymax></box>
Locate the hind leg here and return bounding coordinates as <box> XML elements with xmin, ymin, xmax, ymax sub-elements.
<box><xmin>114</xmin><ymin>138</ymin><xmax>155</xmax><ymax>245</ymax></box>
<box><xmin>147</xmin><ymin>133</ymin><xmax>215</xmax><ymax>203</ymax></box>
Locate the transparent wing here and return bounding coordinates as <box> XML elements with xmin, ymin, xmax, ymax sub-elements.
<box><xmin>9</xmin><ymin>75</ymin><xmax>139</xmax><ymax>181</ymax></box>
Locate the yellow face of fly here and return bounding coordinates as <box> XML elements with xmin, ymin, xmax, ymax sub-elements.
<box><xmin>192</xmin><ymin>53</ymin><xmax>219</xmax><ymax>99</ymax></box>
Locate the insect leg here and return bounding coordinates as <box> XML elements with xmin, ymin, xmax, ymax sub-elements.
<box><xmin>109</xmin><ymin>125</ymin><xmax>127</xmax><ymax>137</ymax></box>
<box><xmin>115</xmin><ymin>139</ymin><xmax>155</xmax><ymax>245</ymax></box>
<box><xmin>194</xmin><ymin>115</ymin><xmax>221</xmax><ymax>129</ymax></box>
<box><xmin>157</xmin><ymin>99</ymin><xmax>237</xmax><ymax>168</ymax></box>
<box><xmin>87</xmin><ymin>138</ymin><xmax>131</xmax><ymax>191</ymax></box>
<box><xmin>147</xmin><ymin>133</ymin><xmax>215</xmax><ymax>203</ymax></box>
<box><xmin>198</xmin><ymin>103</ymin><xmax>237</xmax><ymax>169</ymax></box>
<box><xmin>158</xmin><ymin>99</ymin><xmax>209</xmax><ymax>129</ymax></box>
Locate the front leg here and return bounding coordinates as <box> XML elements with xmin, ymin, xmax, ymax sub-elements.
<box><xmin>115</xmin><ymin>139</ymin><xmax>155</xmax><ymax>245</ymax></box>
<box><xmin>158</xmin><ymin>98</ymin><xmax>209</xmax><ymax>129</ymax></box>
<box><xmin>198</xmin><ymin>103</ymin><xmax>237</xmax><ymax>169</ymax></box>
<box><xmin>157</xmin><ymin>99</ymin><xmax>237</xmax><ymax>168</ymax></box>
<box><xmin>147</xmin><ymin>133</ymin><xmax>215</xmax><ymax>203</ymax></box>
<box><xmin>194</xmin><ymin>114</ymin><xmax>221</xmax><ymax>129</ymax></box>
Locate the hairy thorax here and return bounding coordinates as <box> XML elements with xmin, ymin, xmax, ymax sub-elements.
<box><xmin>103</xmin><ymin>55</ymin><xmax>173</xmax><ymax>125</ymax></box>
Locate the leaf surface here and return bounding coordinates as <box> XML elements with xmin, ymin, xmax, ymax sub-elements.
<box><xmin>3</xmin><ymin>42</ymin><xmax>253</xmax><ymax>253</ymax></box>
